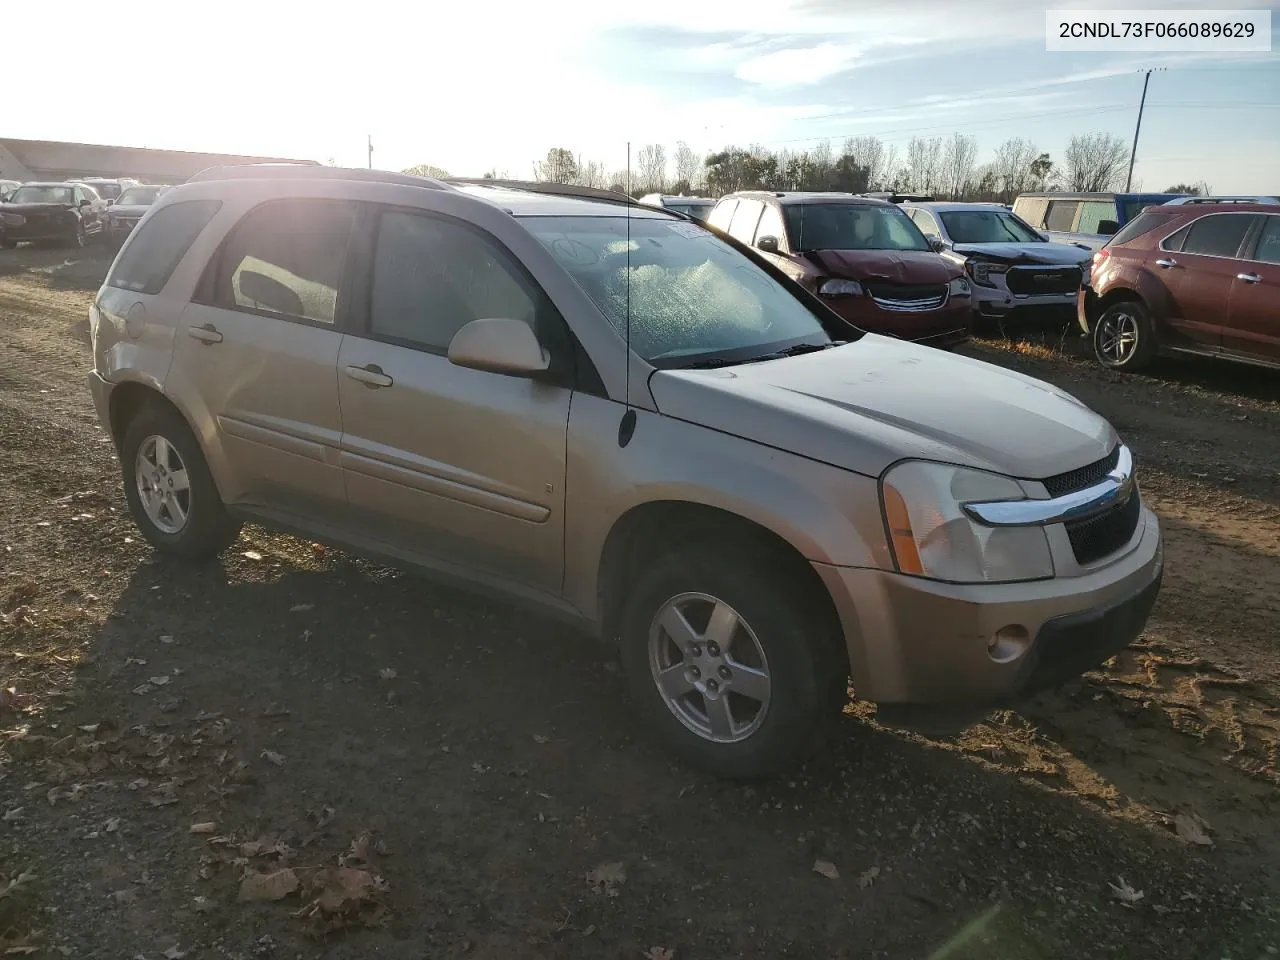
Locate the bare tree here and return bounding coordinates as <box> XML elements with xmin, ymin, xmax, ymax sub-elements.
<box><xmin>847</xmin><ymin>136</ymin><xmax>897</xmax><ymax>190</ymax></box>
<box><xmin>635</xmin><ymin>144</ymin><xmax>668</xmax><ymax>194</ymax></box>
<box><xmin>941</xmin><ymin>133</ymin><xmax>978</xmax><ymax>200</ymax></box>
<box><xmin>906</xmin><ymin>137</ymin><xmax>944</xmax><ymax>193</ymax></box>
<box><xmin>1060</xmin><ymin>133</ymin><xmax>1128</xmax><ymax>192</ymax></box>
<box><xmin>673</xmin><ymin>141</ymin><xmax>701</xmax><ymax>191</ymax></box>
<box><xmin>534</xmin><ymin>148</ymin><xmax>579</xmax><ymax>184</ymax></box>
<box><xmin>402</xmin><ymin>163</ymin><xmax>449</xmax><ymax>178</ymax></box>
<box><xmin>1028</xmin><ymin>153</ymin><xmax>1054</xmax><ymax>190</ymax></box>
<box><xmin>1164</xmin><ymin>180</ymin><xmax>1213</xmax><ymax>195</ymax></box>
<box><xmin>576</xmin><ymin>157</ymin><xmax>606</xmax><ymax>188</ymax></box>
<box><xmin>809</xmin><ymin>139</ymin><xmax>835</xmax><ymax>187</ymax></box>
<box><xmin>990</xmin><ymin>138</ymin><xmax>1040</xmax><ymax>201</ymax></box>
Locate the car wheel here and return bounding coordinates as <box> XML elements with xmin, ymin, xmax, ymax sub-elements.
<box><xmin>70</xmin><ymin>222</ymin><xmax>86</xmax><ymax>248</ymax></box>
<box><xmin>121</xmin><ymin>402</ymin><xmax>242</xmax><ymax>559</ymax></box>
<box><xmin>1093</xmin><ymin>300</ymin><xmax>1156</xmax><ymax>371</ymax></box>
<box><xmin>618</xmin><ymin>545</ymin><xmax>847</xmax><ymax>779</ymax></box>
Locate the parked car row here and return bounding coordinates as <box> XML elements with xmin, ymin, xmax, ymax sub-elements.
<box><xmin>87</xmin><ymin>164</ymin><xmax>1164</xmax><ymax>777</ymax></box>
<box><xmin>0</xmin><ymin>176</ymin><xmax>165</xmax><ymax>249</ymax></box>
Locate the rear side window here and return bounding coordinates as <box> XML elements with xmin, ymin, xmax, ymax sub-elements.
<box><xmin>1013</xmin><ymin>197</ymin><xmax>1048</xmax><ymax>228</ymax></box>
<box><xmin>1106</xmin><ymin>211</ymin><xmax>1179</xmax><ymax>248</ymax></box>
<box><xmin>106</xmin><ymin>199</ymin><xmax>221</xmax><ymax>295</ymax></box>
<box><xmin>1179</xmin><ymin>214</ymin><xmax>1258</xmax><ymax>258</ymax></box>
<box><xmin>214</xmin><ymin>199</ymin><xmax>356</xmax><ymax>325</ymax></box>
<box><xmin>707</xmin><ymin>199</ymin><xmax>737</xmax><ymax>232</ymax></box>
<box><xmin>1044</xmin><ymin>200</ymin><xmax>1080</xmax><ymax>232</ymax></box>
<box><xmin>727</xmin><ymin>199</ymin><xmax>764</xmax><ymax>243</ymax></box>
<box><xmin>1076</xmin><ymin>200</ymin><xmax>1119</xmax><ymax>234</ymax></box>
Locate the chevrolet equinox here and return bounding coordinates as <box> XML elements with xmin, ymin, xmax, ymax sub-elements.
<box><xmin>88</xmin><ymin>166</ymin><xmax>1164</xmax><ymax>778</ymax></box>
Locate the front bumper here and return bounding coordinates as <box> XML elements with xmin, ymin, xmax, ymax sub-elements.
<box><xmin>825</xmin><ymin>296</ymin><xmax>972</xmax><ymax>348</ymax></box>
<box><xmin>974</xmin><ymin>286</ymin><xmax>1079</xmax><ymax>317</ymax></box>
<box><xmin>1077</xmin><ymin>286</ymin><xmax>1099</xmax><ymax>335</ymax></box>
<box><xmin>813</xmin><ymin>506</ymin><xmax>1163</xmax><ymax>705</ymax></box>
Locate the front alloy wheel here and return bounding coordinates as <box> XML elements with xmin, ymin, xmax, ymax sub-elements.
<box><xmin>1093</xmin><ymin>300</ymin><xmax>1156</xmax><ymax>372</ymax></box>
<box><xmin>648</xmin><ymin>592</ymin><xmax>772</xmax><ymax>744</ymax></box>
<box><xmin>134</xmin><ymin>435</ymin><xmax>191</xmax><ymax>534</ymax></box>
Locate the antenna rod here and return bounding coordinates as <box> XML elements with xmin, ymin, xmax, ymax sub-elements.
<box><xmin>625</xmin><ymin>140</ymin><xmax>632</xmax><ymax>404</ymax></box>
<box><xmin>367</xmin><ymin>134</ymin><xmax>373</xmax><ymax>170</ymax></box>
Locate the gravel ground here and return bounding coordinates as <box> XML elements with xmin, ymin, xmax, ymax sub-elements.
<box><xmin>1</xmin><ymin>244</ymin><xmax>1278</xmax><ymax>959</ymax></box>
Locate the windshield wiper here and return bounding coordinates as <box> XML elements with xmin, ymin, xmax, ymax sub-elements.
<box><xmin>744</xmin><ymin>341</ymin><xmax>844</xmax><ymax>363</ymax></box>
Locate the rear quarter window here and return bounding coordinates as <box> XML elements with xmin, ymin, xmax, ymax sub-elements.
<box><xmin>1106</xmin><ymin>211</ymin><xmax>1180</xmax><ymax>248</ymax></box>
<box><xmin>106</xmin><ymin>199</ymin><xmax>222</xmax><ymax>295</ymax></box>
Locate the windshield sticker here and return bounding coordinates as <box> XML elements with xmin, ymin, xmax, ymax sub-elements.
<box><xmin>667</xmin><ymin>221</ymin><xmax>712</xmax><ymax>240</ymax></box>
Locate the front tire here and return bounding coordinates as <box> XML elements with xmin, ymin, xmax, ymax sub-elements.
<box><xmin>121</xmin><ymin>403</ymin><xmax>241</xmax><ymax>559</ymax></box>
<box><xmin>1093</xmin><ymin>300</ymin><xmax>1156</xmax><ymax>371</ymax></box>
<box><xmin>618</xmin><ymin>545</ymin><xmax>847</xmax><ymax>779</ymax></box>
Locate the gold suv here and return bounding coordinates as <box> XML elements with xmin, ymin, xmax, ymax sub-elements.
<box><xmin>88</xmin><ymin>167</ymin><xmax>1164</xmax><ymax>778</ymax></box>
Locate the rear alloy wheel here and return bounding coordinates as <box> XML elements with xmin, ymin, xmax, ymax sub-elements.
<box><xmin>619</xmin><ymin>546</ymin><xmax>847</xmax><ymax>779</ymax></box>
<box><xmin>121</xmin><ymin>403</ymin><xmax>241</xmax><ymax>559</ymax></box>
<box><xmin>1093</xmin><ymin>300</ymin><xmax>1156</xmax><ymax>372</ymax></box>
<box><xmin>70</xmin><ymin>221</ymin><xmax>86</xmax><ymax>248</ymax></box>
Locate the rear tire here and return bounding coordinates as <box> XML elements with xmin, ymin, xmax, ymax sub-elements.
<box><xmin>1093</xmin><ymin>300</ymin><xmax>1156</xmax><ymax>372</ymax></box>
<box><xmin>618</xmin><ymin>544</ymin><xmax>847</xmax><ymax>779</ymax></box>
<box><xmin>120</xmin><ymin>403</ymin><xmax>241</xmax><ymax>559</ymax></box>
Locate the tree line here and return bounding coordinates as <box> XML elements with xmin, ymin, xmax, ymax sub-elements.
<box><xmin>404</xmin><ymin>131</ymin><xmax>1210</xmax><ymax>201</ymax></box>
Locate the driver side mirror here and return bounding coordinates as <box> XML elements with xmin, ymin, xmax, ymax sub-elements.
<box><xmin>79</xmin><ymin>198</ymin><xmax>91</xmax><ymax>207</ymax></box>
<box><xmin>448</xmin><ymin>317</ymin><xmax>550</xmax><ymax>377</ymax></box>
<box><xmin>1097</xmin><ymin>219</ymin><xmax>1119</xmax><ymax>236</ymax></box>
<box><xmin>756</xmin><ymin>235</ymin><xmax>779</xmax><ymax>254</ymax></box>
<box><xmin>106</xmin><ymin>198</ymin><xmax>115</xmax><ymax>205</ymax></box>
<box><xmin>928</xmin><ymin>236</ymin><xmax>945</xmax><ymax>252</ymax></box>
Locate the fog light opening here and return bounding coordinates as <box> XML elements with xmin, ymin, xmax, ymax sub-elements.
<box><xmin>988</xmin><ymin>625</ymin><xmax>1031</xmax><ymax>664</ymax></box>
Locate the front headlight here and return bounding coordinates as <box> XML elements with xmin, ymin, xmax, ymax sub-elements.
<box><xmin>819</xmin><ymin>278</ymin><xmax>864</xmax><ymax>297</ymax></box>
<box><xmin>948</xmin><ymin>276</ymin><xmax>971</xmax><ymax>297</ymax></box>
<box><xmin>880</xmin><ymin>460</ymin><xmax>1054</xmax><ymax>583</ymax></box>
<box><xmin>966</xmin><ymin>260</ymin><xmax>1009</xmax><ymax>287</ymax></box>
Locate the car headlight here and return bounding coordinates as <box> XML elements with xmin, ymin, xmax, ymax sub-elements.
<box><xmin>880</xmin><ymin>460</ymin><xmax>1054</xmax><ymax>583</ymax></box>
<box><xmin>819</xmin><ymin>278</ymin><xmax>864</xmax><ymax>297</ymax></box>
<box><xmin>966</xmin><ymin>260</ymin><xmax>1008</xmax><ymax>288</ymax></box>
<box><xmin>948</xmin><ymin>276</ymin><xmax>971</xmax><ymax>297</ymax></box>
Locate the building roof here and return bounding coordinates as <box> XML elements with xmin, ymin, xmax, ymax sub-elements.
<box><xmin>0</xmin><ymin>137</ymin><xmax>316</xmax><ymax>184</ymax></box>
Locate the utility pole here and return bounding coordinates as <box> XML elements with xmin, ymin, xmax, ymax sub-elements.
<box><xmin>1125</xmin><ymin>67</ymin><xmax>1164</xmax><ymax>192</ymax></box>
<box><xmin>367</xmin><ymin>135</ymin><xmax>373</xmax><ymax>170</ymax></box>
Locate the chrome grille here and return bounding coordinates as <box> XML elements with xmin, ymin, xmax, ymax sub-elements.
<box><xmin>1043</xmin><ymin>445</ymin><xmax>1120</xmax><ymax>497</ymax></box>
<box><xmin>864</xmin><ymin>282</ymin><xmax>947</xmax><ymax>313</ymax></box>
<box><xmin>1006</xmin><ymin>265</ymin><xmax>1082</xmax><ymax>295</ymax></box>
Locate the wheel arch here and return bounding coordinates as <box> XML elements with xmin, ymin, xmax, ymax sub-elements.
<box><xmin>596</xmin><ymin>500</ymin><xmax>849</xmax><ymax>673</ymax></box>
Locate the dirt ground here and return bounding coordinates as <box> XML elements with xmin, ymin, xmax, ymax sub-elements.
<box><xmin>1</xmin><ymin>245</ymin><xmax>1278</xmax><ymax>960</ymax></box>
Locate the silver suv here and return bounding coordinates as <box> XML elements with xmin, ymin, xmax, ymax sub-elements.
<box><xmin>88</xmin><ymin>166</ymin><xmax>1164</xmax><ymax>778</ymax></box>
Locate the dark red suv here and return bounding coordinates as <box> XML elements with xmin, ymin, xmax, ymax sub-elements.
<box><xmin>707</xmin><ymin>192</ymin><xmax>972</xmax><ymax>348</ymax></box>
<box><xmin>1080</xmin><ymin>202</ymin><xmax>1280</xmax><ymax>371</ymax></box>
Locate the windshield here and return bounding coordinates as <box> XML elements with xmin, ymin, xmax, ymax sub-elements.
<box><xmin>524</xmin><ymin>215</ymin><xmax>837</xmax><ymax>367</ymax></box>
<box><xmin>11</xmin><ymin>185</ymin><xmax>74</xmax><ymax>204</ymax></box>
<box><xmin>939</xmin><ymin>210</ymin><xmax>1043</xmax><ymax>244</ymax></box>
<box><xmin>117</xmin><ymin>186</ymin><xmax>161</xmax><ymax>205</ymax></box>
<box><xmin>784</xmin><ymin>203</ymin><xmax>930</xmax><ymax>252</ymax></box>
<box><xmin>665</xmin><ymin>201</ymin><xmax>713</xmax><ymax>219</ymax></box>
<box><xmin>83</xmin><ymin>182</ymin><xmax>121</xmax><ymax>200</ymax></box>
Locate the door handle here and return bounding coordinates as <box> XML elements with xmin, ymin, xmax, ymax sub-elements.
<box><xmin>344</xmin><ymin>363</ymin><xmax>393</xmax><ymax>388</ymax></box>
<box><xmin>1155</xmin><ymin>259</ymin><xmax>1177</xmax><ymax>269</ymax></box>
<box><xmin>187</xmin><ymin>323</ymin><xmax>222</xmax><ymax>344</ymax></box>
<box><xmin>1236</xmin><ymin>272</ymin><xmax>1261</xmax><ymax>284</ymax></box>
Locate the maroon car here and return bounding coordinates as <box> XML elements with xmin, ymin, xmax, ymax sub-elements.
<box><xmin>1080</xmin><ymin>202</ymin><xmax>1280</xmax><ymax>371</ymax></box>
<box><xmin>707</xmin><ymin>192</ymin><xmax>972</xmax><ymax>348</ymax></box>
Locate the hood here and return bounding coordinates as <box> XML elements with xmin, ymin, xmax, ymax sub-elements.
<box><xmin>1</xmin><ymin>202</ymin><xmax>75</xmax><ymax>215</ymax></box>
<box><xmin>804</xmin><ymin>249</ymin><xmax>958</xmax><ymax>283</ymax></box>
<box><xmin>648</xmin><ymin>335</ymin><xmax>1117</xmax><ymax>480</ymax></box>
<box><xmin>951</xmin><ymin>241</ymin><xmax>1092</xmax><ymax>265</ymax></box>
<box><xmin>109</xmin><ymin>204</ymin><xmax>151</xmax><ymax>217</ymax></box>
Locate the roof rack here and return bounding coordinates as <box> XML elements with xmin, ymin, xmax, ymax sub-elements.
<box><xmin>185</xmin><ymin>163</ymin><xmax>452</xmax><ymax>191</ymax></box>
<box><xmin>448</xmin><ymin>178</ymin><xmax>637</xmax><ymax>206</ymax></box>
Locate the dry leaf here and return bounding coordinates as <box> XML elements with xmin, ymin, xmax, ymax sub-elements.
<box><xmin>148</xmin><ymin>676</ymin><xmax>171</xmax><ymax>687</ymax></box>
<box><xmin>342</xmin><ymin>835</ymin><xmax>373</xmax><ymax>867</ymax></box>
<box><xmin>242</xmin><ymin>550</ymin><xmax>264</xmax><ymax>561</ymax></box>
<box><xmin>159</xmin><ymin>635</ymin><xmax>175</xmax><ymax>644</ymax></box>
<box><xmin>1174</xmin><ymin>813</ymin><xmax>1213</xmax><ymax>846</ymax></box>
<box><xmin>377</xmin><ymin>668</ymin><xmax>397</xmax><ymax>681</ymax></box>
<box><xmin>645</xmin><ymin>949</ymin><xmax>675</xmax><ymax>960</ymax></box>
<box><xmin>189</xmin><ymin>822</ymin><xmax>217</xmax><ymax>835</ymax></box>
<box><xmin>813</xmin><ymin>859</ymin><xmax>840</xmax><ymax>880</ymax></box>
<box><xmin>261</xmin><ymin>750</ymin><xmax>286</xmax><ymax>767</ymax></box>
<box><xmin>290</xmin><ymin>604</ymin><xmax>314</xmax><ymax>613</ymax></box>
<box><xmin>858</xmin><ymin>865</ymin><xmax>880</xmax><ymax>889</ymax></box>
<box><xmin>532</xmin><ymin>734</ymin><xmax>551</xmax><ymax>744</ymax></box>
<box><xmin>294</xmin><ymin>866</ymin><xmax>390</xmax><ymax>935</ymax></box>
<box><xmin>238</xmin><ymin>868</ymin><xmax>300</xmax><ymax>902</ymax></box>
<box><xmin>163</xmin><ymin>946</ymin><xmax>187</xmax><ymax>959</ymax></box>
<box><xmin>587</xmin><ymin>862</ymin><xmax>626</xmax><ymax>897</ymax></box>
<box><xmin>1108</xmin><ymin>877</ymin><xmax>1144</xmax><ymax>907</ymax></box>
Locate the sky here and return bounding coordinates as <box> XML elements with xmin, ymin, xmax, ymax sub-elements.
<box><xmin>8</xmin><ymin>0</ymin><xmax>1279</xmax><ymax>192</ymax></box>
